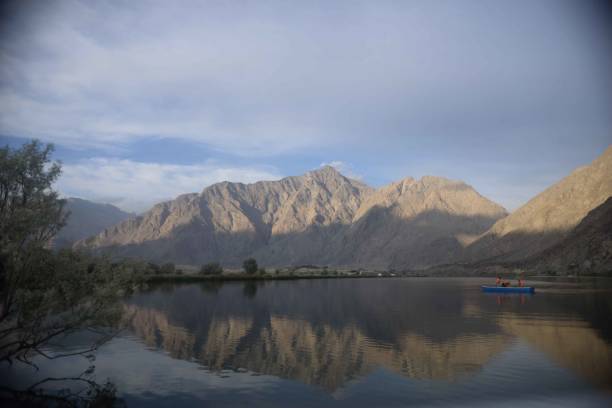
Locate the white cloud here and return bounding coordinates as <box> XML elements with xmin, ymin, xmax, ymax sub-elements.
<box><xmin>0</xmin><ymin>1</ymin><xmax>336</xmax><ymax>156</ymax></box>
<box><xmin>57</xmin><ymin>158</ymin><xmax>283</xmax><ymax>212</ymax></box>
<box><xmin>2</xmin><ymin>0</ymin><xmax>607</xmax><ymax>160</ymax></box>
<box><xmin>319</xmin><ymin>160</ymin><xmax>363</xmax><ymax>180</ymax></box>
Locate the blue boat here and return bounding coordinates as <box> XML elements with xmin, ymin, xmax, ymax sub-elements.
<box><xmin>481</xmin><ymin>286</ymin><xmax>535</xmax><ymax>294</ymax></box>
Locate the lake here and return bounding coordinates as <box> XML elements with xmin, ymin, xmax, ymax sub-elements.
<box><xmin>4</xmin><ymin>277</ymin><xmax>612</xmax><ymax>407</ymax></box>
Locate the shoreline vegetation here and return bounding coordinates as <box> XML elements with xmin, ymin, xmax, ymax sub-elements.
<box><xmin>143</xmin><ymin>272</ymin><xmax>611</xmax><ymax>283</ymax></box>
<box><xmin>137</xmin><ymin>262</ymin><xmax>610</xmax><ymax>284</ymax></box>
<box><xmin>133</xmin><ymin>254</ymin><xmax>610</xmax><ymax>283</ymax></box>
<box><xmin>137</xmin><ymin>262</ymin><xmax>407</xmax><ymax>283</ymax></box>
<box><xmin>144</xmin><ymin>270</ymin><xmax>400</xmax><ymax>283</ymax></box>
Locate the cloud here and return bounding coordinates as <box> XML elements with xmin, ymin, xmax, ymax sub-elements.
<box><xmin>320</xmin><ymin>160</ymin><xmax>363</xmax><ymax>180</ymax></box>
<box><xmin>57</xmin><ymin>158</ymin><xmax>282</xmax><ymax>212</ymax></box>
<box><xmin>0</xmin><ymin>0</ymin><xmax>609</xmax><ymax>159</ymax></box>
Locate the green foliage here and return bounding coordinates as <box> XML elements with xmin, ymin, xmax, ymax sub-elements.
<box><xmin>147</xmin><ymin>262</ymin><xmax>161</xmax><ymax>275</ymax></box>
<box><xmin>0</xmin><ymin>247</ymin><xmax>139</xmax><ymax>369</ymax></box>
<box><xmin>0</xmin><ymin>141</ymin><xmax>67</xmax><ymax>295</ymax></box>
<box><xmin>200</xmin><ymin>262</ymin><xmax>223</xmax><ymax>275</ymax></box>
<box><xmin>5</xmin><ymin>249</ymin><xmax>137</xmax><ymax>353</ymax></box>
<box><xmin>160</xmin><ymin>262</ymin><xmax>175</xmax><ymax>274</ymax></box>
<box><xmin>242</xmin><ymin>258</ymin><xmax>258</xmax><ymax>275</ymax></box>
<box><xmin>258</xmin><ymin>267</ymin><xmax>266</xmax><ymax>275</ymax></box>
<box><xmin>0</xmin><ymin>140</ymin><xmax>139</xmax><ymax>402</ymax></box>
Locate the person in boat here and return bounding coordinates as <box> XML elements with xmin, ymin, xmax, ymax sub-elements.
<box><xmin>518</xmin><ymin>277</ymin><xmax>524</xmax><ymax>287</ymax></box>
<box><xmin>495</xmin><ymin>275</ymin><xmax>501</xmax><ymax>286</ymax></box>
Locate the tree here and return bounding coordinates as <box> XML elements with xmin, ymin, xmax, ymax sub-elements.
<box><xmin>147</xmin><ymin>262</ymin><xmax>161</xmax><ymax>275</ymax></box>
<box><xmin>242</xmin><ymin>258</ymin><xmax>258</xmax><ymax>275</ymax></box>
<box><xmin>160</xmin><ymin>262</ymin><xmax>175</xmax><ymax>274</ymax></box>
<box><xmin>1</xmin><ymin>141</ymin><xmax>67</xmax><ymax>322</ymax></box>
<box><xmin>200</xmin><ymin>262</ymin><xmax>223</xmax><ymax>275</ymax></box>
<box><xmin>0</xmin><ymin>141</ymin><xmax>132</xmax><ymax>404</ymax></box>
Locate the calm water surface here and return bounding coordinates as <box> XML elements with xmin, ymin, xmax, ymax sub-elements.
<box><xmin>5</xmin><ymin>277</ymin><xmax>612</xmax><ymax>407</ymax></box>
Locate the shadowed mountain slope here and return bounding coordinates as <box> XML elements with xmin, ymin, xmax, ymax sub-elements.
<box><xmin>465</xmin><ymin>146</ymin><xmax>612</xmax><ymax>263</ymax></box>
<box><xmin>524</xmin><ymin>197</ymin><xmax>612</xmax><ymax>274</ymax></box>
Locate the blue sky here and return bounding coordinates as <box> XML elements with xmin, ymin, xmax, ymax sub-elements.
<box><xmin>1</xmin><ymin>0</ymin><xmax>611</xmax><ymax>212</ymax></box>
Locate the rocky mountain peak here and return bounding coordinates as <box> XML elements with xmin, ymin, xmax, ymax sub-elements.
<box><xmin>304</xmin><ymin>165</ymin><xmax>357</xmax><ymax>187</ymax></box>
<box><xmin>416</xmin><ymin>176</ymin><xmax>469</xmax><ymax>190</ymax></box>
<box><xmin>310</xmin><ymin>165</ymin><xmax>342</xmax><ymax>176</ymax></box>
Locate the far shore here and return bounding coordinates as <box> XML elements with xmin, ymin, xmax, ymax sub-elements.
<box><xmin>144</xmin><ymin>271</ymin><xmax>404</xmax><ymax>283</ymax></box>
<box><xmin>142</xmin><ymin>270</ymin><xmax>611</xmax><ymax>283</ymax></box>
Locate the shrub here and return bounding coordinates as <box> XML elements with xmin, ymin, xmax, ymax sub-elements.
<box><xmin>160</xmin><ymin>262</ymin><xmax>175</xmax><ymax>274</ymax></box>
<box><xmin>243</xmin><ymin>258</ymin><xmax>258</xmax><ymax>275</ymax></box>
<box><xmin>147</xmin><ymin>262</ymin><xmax>161</xmax><ymax>274</ymax></box>
<box><xmin>258</xmin><ymin>268</ymin><xmax>266</xmax><ymax>275</ymax></box>
<box><xmin>200</xmin><ymin>262</ymin><xmax>224</xmax><ymax>275</ymax></box>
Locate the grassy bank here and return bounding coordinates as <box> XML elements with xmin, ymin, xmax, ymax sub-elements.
<box><xmin>140</xmin><ymin>269</ymin><xmax>611</xmax><ymax>283</ymax></box>
<box><xmin>140</xmin><ymin>263</ymin><xmax>611</xmax><ymax>283</ymax></box>
<box><xmin>143</xmin><ymin>271</ymin><xmax>399</xmax><ymax>283</ymax></box>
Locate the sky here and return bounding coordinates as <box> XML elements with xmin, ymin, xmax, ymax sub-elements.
<box><xmin>1</xmin><ymin>0</ymin><xmax>611</xmax><ymax>213</ymax></box>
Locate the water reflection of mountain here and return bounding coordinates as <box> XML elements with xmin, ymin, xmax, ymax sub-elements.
<box><xmin>500</xmin><ymin>317</ymin><xmax>612</xmax><ymax>388</ymax></box>
<box><xmin>126</xmin><ymin>305</ymin><xmax>510</xmax><ymax>390</ymax></box>
<box><xmin>124</xmin><ymin>280</ymin><xmax>612</xmax><ymax>391</ymax></box>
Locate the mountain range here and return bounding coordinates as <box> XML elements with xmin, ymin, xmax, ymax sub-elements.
<box><xmin>52</xmin><ymin>198</ymin><xmax>132</xmax><ymax>249</ymax></box>
<box><xmin>74</xmin><ymin>146</ymin><xmax>612</xmax><ymax>273</ymax></box>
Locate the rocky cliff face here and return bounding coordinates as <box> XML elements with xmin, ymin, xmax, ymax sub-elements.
<box><xmin>465</xmin><ymin>146</ymin><xmax>612</xmax><ymax>263</ymax></box>
<box><xmin>76</xmin><ymin>166</ymin><xmax>506</xmax><ymax>268</ymax></box>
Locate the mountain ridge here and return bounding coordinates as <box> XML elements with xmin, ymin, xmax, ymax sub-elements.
<box><xmin>75</xmin><ymin>146</ymin><xmax>612</xmax><ymax>272</ymax></box>
<box><xmin>524</xmin><ymin>197</ymin><xmax>612</xmax><ymax>275</ymax></box>
<box><xmin>76</xmin><ymin>166</ymin><xmax>506</xmax><ymax>268</ymax></box>
<box><xmin>464</xmin><ymin>146</ymin><xmax>612</xmax><ymax>263</ymax></box>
